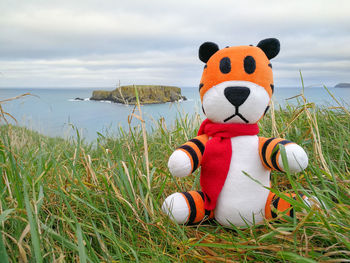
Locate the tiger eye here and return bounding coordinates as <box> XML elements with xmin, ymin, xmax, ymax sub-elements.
<box><xmin>219</xmin><ymin>57</ymin><xmax>231</xmax><ymax>74</ymax></box>
<box><xmin>244</xmin><ymin>56</ymin><xmax>256</xmax><ymax>74</ymax></box>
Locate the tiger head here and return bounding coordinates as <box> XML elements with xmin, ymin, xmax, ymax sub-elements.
<box><xmin>198</xmin><ymin>38</ymin><xmax>280</xmax><ymax>124</ymax></box>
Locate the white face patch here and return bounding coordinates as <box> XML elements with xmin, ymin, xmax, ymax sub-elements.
<box><xmin>202</xmin><ymin>81</ymin><xmax>270</xmax><ymax>124</ymax></box>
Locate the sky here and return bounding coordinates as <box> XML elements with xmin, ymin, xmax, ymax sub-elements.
<box><xmin>0</xmin><ymin>0</ymin><xmax>349</xmax><ymax>89</ymax></box>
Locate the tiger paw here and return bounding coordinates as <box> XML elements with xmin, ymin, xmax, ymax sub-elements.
<box><xmin>168</xmin><ymin>150</ymin><xmax>192</xmax><ymax>177</ymax></box>
<box><xmin>278</xmin><ymin>144</ymin><xmax>308</xmax><ymax>173</ymax></box>
<box><xmin>162</xmin><ymin>193</ymin><xmax>189</xmax><ymax>224</ymax></box>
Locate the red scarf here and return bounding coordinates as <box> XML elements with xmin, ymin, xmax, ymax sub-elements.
<box><xmin>197</xmin><ymin>119</ymin><xmax>259</xmax><ymax>210</ymax></box>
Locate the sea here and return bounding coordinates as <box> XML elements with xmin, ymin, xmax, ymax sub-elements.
<box><xmin>0</xmin><ymin>86</ymin><xmax>349</xmax><ymax>142</ymax></box>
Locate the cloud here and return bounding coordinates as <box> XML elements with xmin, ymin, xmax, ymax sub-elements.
<box><xmin>0</xmin><ymin>50</ymin><xmax>200</xmax><ymax>87</ymax></box>
<box><xmin>0</xmin><ymin>0</ymin><xmax>349</xmax><ymax>87</ymax></box>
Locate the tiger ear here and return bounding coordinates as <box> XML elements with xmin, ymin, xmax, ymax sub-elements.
<box><xmin>199</xmin><ymin>42</ymin><xmax>219</xmax><ymax>63</ymax></box>
<box><xmin>257</xmin><ymin>38</ymin><xmax>280</xmax><ymax>60</ymax></box>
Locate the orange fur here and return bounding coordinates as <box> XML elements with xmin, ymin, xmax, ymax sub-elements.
<box><xmin>265</xmin><ymin>193</ymin><xmax>305</xmax><ymax>219</ymax></box>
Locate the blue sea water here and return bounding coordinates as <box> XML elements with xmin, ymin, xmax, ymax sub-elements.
<box><xmin>0</xmin><ymin>86</ymin><xmax>349</xmax><ymax>141</ymax></box>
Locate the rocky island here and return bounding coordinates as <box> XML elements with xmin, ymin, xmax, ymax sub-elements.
<box><xmin>90</xmin><ymin>85</ymin><xmax>187</xmax><ymax>105</ymax></box>
<box><xmin>334</xmin><ymin>83</ymin><xmax>350</xmax><ymax>88</ymax></box>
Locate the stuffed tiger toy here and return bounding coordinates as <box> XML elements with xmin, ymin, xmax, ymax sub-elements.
<box><xmin>162</xmin><ymin>38</ymin><xmax>311</xmax><ymax>227</ymax></box>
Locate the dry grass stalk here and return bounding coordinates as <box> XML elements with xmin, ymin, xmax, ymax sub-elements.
<box><xmin>121</xmin><ymin>161</ymin><xmax>137</xmax><ymax>204</ymax></box>
<box><xmin>301</xmin><ymin>93</ymin><xmax>331</xmax><ymax>175</ymax></box>
<box><xmin>0</xmin><ymin>93</ymin><xmax>31</xmax><ymax>124</ymax></box>
<box><xmin>132</xmin><ymin>85</ymin><xmax>153</xmax><ymax>216</ymax></box>
<box><xmin>270</xmin><ymin>99</ymin><xmax>279</xmax><ymax>137</ymax></box>
<box><xmin>2</xmin><ymin>230</ymin><xmax>28</xmax><ymax>262</ymax></box>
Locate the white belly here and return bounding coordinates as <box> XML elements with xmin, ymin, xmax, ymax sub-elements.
<box><xmin>214</xmin><ymin>135</ymin><xmax>270</xmax><ymax>227</ymax></box>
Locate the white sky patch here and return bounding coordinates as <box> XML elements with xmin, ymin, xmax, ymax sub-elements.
<box><xmin>0</xmin><ymin>0</ymin><xmax>349</xmax><ymax>88</ymax></box>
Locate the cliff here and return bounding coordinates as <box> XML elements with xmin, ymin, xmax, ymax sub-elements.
<box><xmin>90</xmin><ymin>85</ymin><xmax>186</xmax><ymax>104</ymax></box>
<box><xmin>334</xmin><ymin>83</ymin><xmax>350</xmax><ymax>88</ymax></box>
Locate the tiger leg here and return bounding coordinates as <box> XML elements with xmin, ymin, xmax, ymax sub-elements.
<box><xmin>265</xmin><ymin>191</ymin><xmax>311</xmax><ymax>220</ymax></box>
<box><xmin>162</xmin><ymin>190</ymin><xmax>214</xmax><ymax>224</ymax></box>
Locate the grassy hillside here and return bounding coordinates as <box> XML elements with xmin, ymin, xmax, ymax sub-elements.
<box><xmin>0</xmin><ymin>94</ymin><xmax>349</xmax><ymax>262</ymax></box>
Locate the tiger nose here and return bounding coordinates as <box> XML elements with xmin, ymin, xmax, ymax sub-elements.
<box><xmin>224</xmin><ymin>86</ymin><xmax>250</xmax><ymax>107</ymax></box>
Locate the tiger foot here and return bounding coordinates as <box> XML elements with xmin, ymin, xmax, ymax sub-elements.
<box><xmin>162</xmin><ymin>191</ymin><xmax>214</xmax><ymax>224</ymax></box>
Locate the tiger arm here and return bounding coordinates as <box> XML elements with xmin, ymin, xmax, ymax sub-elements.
<box><xmin>168</xmin><ymin>134</ymin><xmax>208</xmax><ymax>178</ymax></box>
<box><xmin>258</xmin><ymin>137</ymin><xmax>308</xmax><ymax>173</ymax></box>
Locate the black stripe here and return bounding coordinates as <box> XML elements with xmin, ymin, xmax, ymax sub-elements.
<box><xmin>271</xmin><ymin>197</ymin><xmax>280</xmax><ymax>218</ymax></box>
<box><xmin>198</xmin><ymin>191</ymin><xmax>212</xmax><ymax>218</ymax></box>
<box><xmin>263</xmin><ymin>106</ymin><xmax>270</xmax><ymax>116</ymax></box>
<box><xmin>182</xmin><ymin>192</ymin><xmax>197</xmax><ymax>224</ymax></box>
<box><xmin>178</xmin><ymin>145</ymin><xmax>199</xmax><ymax>173</ymax></box>
<box><xmin>279</xmin><ymin>140</ymin><xmax>292</xmax><ymax>146</ymax></box>
<box><xmin>271</xmin><ymin>146</ymin><xmax>283</xmax><ymax>172</ymax></box>
<box><xmin>261</xmin><ymin>138</ymin><xmax>275</xmax><ymax>169</ymax></box>
<box><xmin>271</xmin><ymin>140</ymin><xmax>292</xmax><ymax>172</ymax></box>
<box><xmin>290</xmin><ymin>195</ymin><xmax>297</xmax><ymax>218</ymax></box>
<box><xmin>189</xmin><ymin>139</ymin><xmax>205</xmax><ymax>155</ymax></box>
<box><xmin>268</xmin><ymin>63</ymin><xmax>272</xmax><ymax>68</ymax></box>
<box><xmin>272</xmin><ymin>197</ymin><xmax>279</xmax><ymax>209</ymax></box>
<box><xmin>204</xmin><ymin>64</ymin><xmax>207</xmax><ymax>69</ymax></box>
<box><xmin>203</xmin><ymin>191</ymin><xmax>212</xmax><ymax>218</ymax></box>
<box><xmin>270</xmin><ymin>84</ymin><xmax>274</xmax><ymax>93</ymax></box>
<box><xmin>271</xmin><ymin>210</ymin><xmax>277</xmax><ymax>218</ymax></box>
<box><xmin>199</xmin><ymin>83</ymin><xmax>204</xmax><ymax>91</ymax></box>
<box><xmin>290</xmin><ymin>208</ymin><xmax>294</xmax><ymax>218</ymax></box>
<box><xmin>198</xmin><ymin>191</ymin><xmax>205</xmax><ymax>201</ymax></box>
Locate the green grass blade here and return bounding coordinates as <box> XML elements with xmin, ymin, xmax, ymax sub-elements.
<box><xmin>0</xmin><ymin>232</ymin><xmax>9</xmax><ymax>263</ymax></box>
<box><xmin>76</xmin><ymin>223</ymin><xmax>87</xmax><ymax>263</ymax></box>
<box><xmin>23</xmin><ymin>177</ymin><xmax>42</xmax><ymax>263</ymax></box>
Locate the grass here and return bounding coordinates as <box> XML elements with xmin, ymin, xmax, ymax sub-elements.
<box><xmin>0</xmin><ymin>89</ymin><xmax>350</xmax><ymax>262</ymax></box>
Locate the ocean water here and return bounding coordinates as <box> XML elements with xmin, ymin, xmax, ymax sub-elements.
<box><xmin>0</xmin><ymin>86</ymin><xmax>349</xmax><ymax>141</ymax></box>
